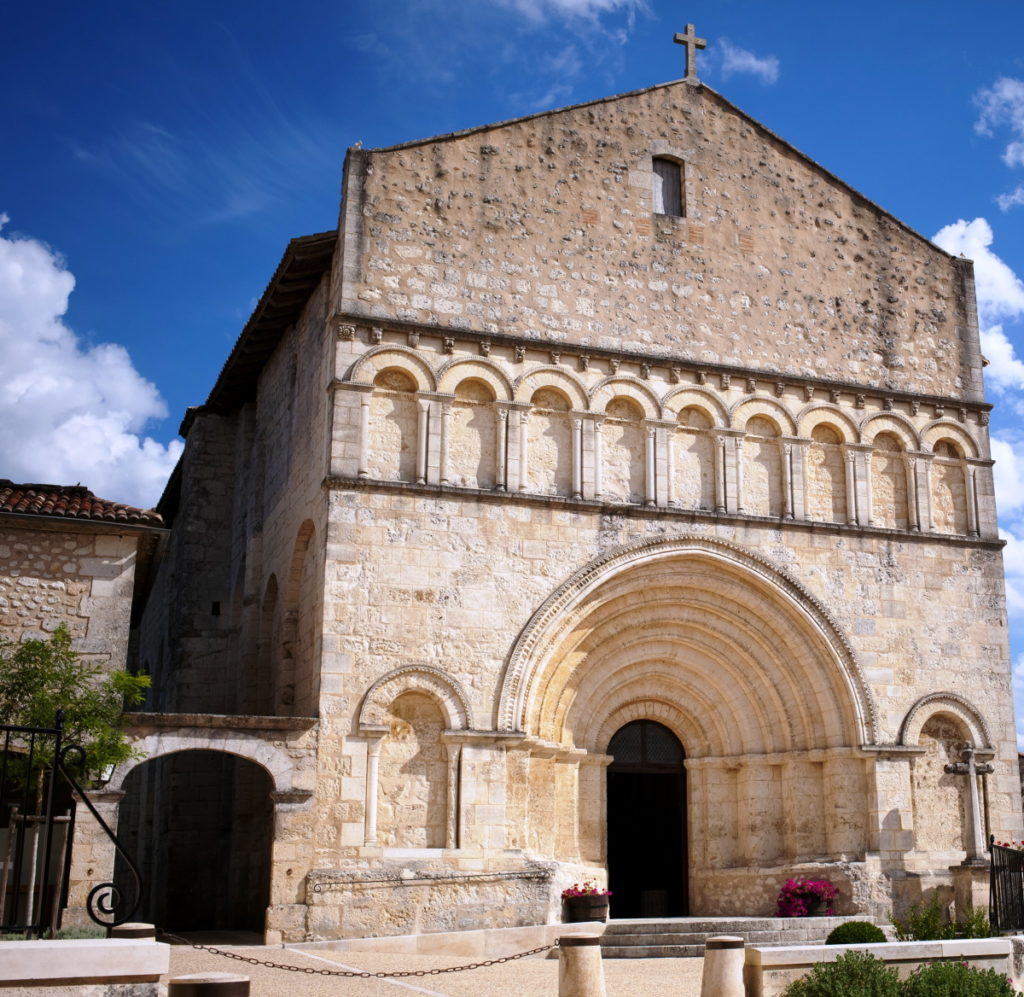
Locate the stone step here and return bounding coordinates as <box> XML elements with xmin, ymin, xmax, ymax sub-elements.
<box><xmin>598</xmin><ymin>916</ymin><xmax>866</xmax><ymax>959</ymax></box>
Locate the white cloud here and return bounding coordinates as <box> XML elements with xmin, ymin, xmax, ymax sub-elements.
<box><xmin>498</xmin><ymin>0</ymin><xmax>645</xmax><ymax>22</ymax></box>
<box><xmin>718</xmin><ymin>39</ymin><xmax>779</xmax><ymax>85</ymax></box>
<box><xmin>980</xmin><ymin>325</ymin><xmax>1024</xmax><ymax>392</ymax></box>
<box><xmin>998</xmin><ymin>185</ymin><xmax>1024</xmax><ymax>212</ymax></box>
<box><xmin>992</xmin><ymin>435</ymin><xmax>1024</xmax><ymax>518</ymax></box>
<box><xmin>0</xmin><ymin>216</ymin><xmax>182</xmax><ymax>509</ymax></box>
<box><xmin>932</xmin><ymin>218</ymin><xmax>1024</xmax><ymax>326</ymax></box>
<box><xmin>1004</xmin><ymin>141</ymin><xmax>1024</xmax><ymax>169</ymax></box>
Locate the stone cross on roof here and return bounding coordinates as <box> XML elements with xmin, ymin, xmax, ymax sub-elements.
<box><xmin>944</xmin><ymin>746</ymin><xmax>995</xmax><ymax>864</ymax></box>
<box><xmin>674</xmin><ymin>22</ymin><xmax>706</xmax><ymax>85</ymax></box>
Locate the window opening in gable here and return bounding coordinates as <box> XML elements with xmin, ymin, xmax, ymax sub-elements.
<box><xmin>653</xmin><ymin>158</ymin><xmax>684</xmax><ymax>217</ymax></box>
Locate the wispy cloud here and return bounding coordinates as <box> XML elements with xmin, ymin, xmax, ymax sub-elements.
<box><xmin>0</xmin><ymin>216</ymin><xmax>181</xmax><ymax>507</ymax></box>
<box><xmin>975</xmin><ymin>76</ymin><xmax>1024</xmax><ymax>211</ymax></box>
<box><xmin>497</xmin><ymin>0</ymin><xmax>647</xmax><ymax>24</ymax></box>
<box><xmin>717</xmin><ymin>38</ymin><xmax>780</xmax><ymax>85</ymax></box>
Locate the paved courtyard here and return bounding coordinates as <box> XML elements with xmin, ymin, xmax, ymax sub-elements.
<box><xmin>164</xmin><ymin>940</ymin><xmax>706</xmax><ymax>996</ymax></box>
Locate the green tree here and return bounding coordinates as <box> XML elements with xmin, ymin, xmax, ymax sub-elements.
<box><xmin>0</xmin><ymin>625</ymin><xmax>149</xmax><ymax>808</ymax></box>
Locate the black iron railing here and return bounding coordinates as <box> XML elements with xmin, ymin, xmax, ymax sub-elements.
<box><xmin>990</xmin><ymin>835</ymin><xmax>1024</xmax><ymax>933</ymax></box>
<box><xmin>0</xmin><ymin>712</ymin><xmax>142</xmax><ymax>936</ymax></box>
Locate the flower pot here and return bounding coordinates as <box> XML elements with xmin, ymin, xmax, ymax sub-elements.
<box><xmin>563</xmin><ymin>894</ymin><xmax>609</xmax><ymax>923</ymax></box>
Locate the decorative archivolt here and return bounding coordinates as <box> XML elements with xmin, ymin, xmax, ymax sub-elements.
<box><xmin>358</xmin><ymin>665</ymin><xmax>474</xmax><ymax>732</ymax></box>
<box><xmin>796</xmin><ymin>404</ymin><xmax>861</xmax><ymax>443</ymax></box>
<box><xmin>921</xmin><ymin>421</ymin><xmax>980</xmax><ymax>459</ymax></box>
<box><xmin>589</xmin><ymin>376</ymin><xmax>661</xmax><ymax>420</ymax></box>
<box><xmin>514</xmin><ymin>366</ymin><xmax>589</xmax><ymax>409</ymax></box>
<box><xmin>731</xmin><ymin>397</ymin><xmax>797</xmax><ymax>436</ymax></box>
<box><xmin>898</xmin><ymin>692</ymin><xmax>992</xmax><ymax>750</ymax></box>
<box><xmin>861</xmin><ymin>412</ymin><xmax>921</xmax><ymax>450</ymax></box>
<box><xmin>349</xmin><ymin>347</ymin><xmax>437</xmax><ymax>392</ymax></box>
<box><xmin>436</xmin><ymin>358</ymin><xmax>514</xmax><ymax>400</ymax></box>
<box><xmin>663</xmin><ymin>387</ymin><xmax>729</xmax><ymax>427</ymax></box>
<box><xmin>496</xmin><ymin>535</ymin><xmax>878</xmax><ymax>753</ymax></box>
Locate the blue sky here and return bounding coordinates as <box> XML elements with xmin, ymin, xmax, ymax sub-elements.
<box><xmin>3</xmin><ymin>0</ymin><xmax>1024</xmax><ymax>739</ymax></box>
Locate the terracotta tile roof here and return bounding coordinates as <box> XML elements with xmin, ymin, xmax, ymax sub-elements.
<box><xmin>0</xmin><ymin>480</ymin><xmax>164</xmax><ymax>528</ymax></box>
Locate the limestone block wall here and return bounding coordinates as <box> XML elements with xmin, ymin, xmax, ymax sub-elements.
<box><xmin>137</xmin><ymin>276</ymin><xmax>333</xmax><ymax>719</ymax></box>
<box><xmin>0</xmin><ymin>522</ymin><xmax>140</xmax><ymax>669</ymax></box>
<box><xmin>335</xmin><ymin>81</ymin><xmax>981</xmax><ymax>401</ymax></box>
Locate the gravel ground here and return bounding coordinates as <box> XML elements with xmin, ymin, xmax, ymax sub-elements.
<box><xmin>163</xmin><ymin>940</ymin><xmax>706</xmax><ymax>997</ymax></box>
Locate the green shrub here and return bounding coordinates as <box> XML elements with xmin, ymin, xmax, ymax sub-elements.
<box><xmin>891</xmin><ymin>894</ymin><xmax>954</xmax><ymax>941</ymax></box>
<box><xmin>890</xmin><ymin>894</ymin><xmax>993</xmax><ymax>941</ymax></box>
<box><xmin>781</xmin><ymin>950</ymin><xmax>901</xmax><ymax>997</ymax></box>
<box><xmin>825</xmin><ymin>920</ymin><xmax>887</xmax><ymax>944</ymax></box>
<box><xmin>902</xmin><ymin>960</ymin><xmax>1015</xmax><ymax>996</ymax></box>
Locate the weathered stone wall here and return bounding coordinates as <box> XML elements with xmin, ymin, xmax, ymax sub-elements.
<box><xmin>335</xmin><ymin>81</ymin><xmax>981</xmax><ymax>401</ymax></box>
<box><xmin>0</xmin><ymin>521</ymin><xmax>139</xmax><ymax>669</ymax></box>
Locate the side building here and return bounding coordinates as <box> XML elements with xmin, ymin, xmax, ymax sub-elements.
<box><xmin>128</xmin><ymin>77</ymin><xmax>1021</xmax><ymax>942</ymax></box>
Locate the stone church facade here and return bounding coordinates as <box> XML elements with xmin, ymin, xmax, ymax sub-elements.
<box><xmin>126</xmin><ymin>76</ymin><xmax>1021</xmax><ymax>942</ymax></box>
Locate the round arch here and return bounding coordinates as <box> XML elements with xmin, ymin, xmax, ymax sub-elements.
<box><xmin>513</xmin><ymin>367</ymin><xmax>589</xmax><ymax>410</ymax></box>
<box><xmin>109</xmin><ymin>731</ymin><xmax>300</xmax><ymax>794</ymax></box>
<box><xmin>861</xmin><ymin>413</ymin><xmax>921</xmax><ymax>450</ymax></box>
<box><xmin>348</xmin><ymin>346</ymin><xmax>437</xmax><ymax>392</ymax></box>
<box><xmin>358</xmin><ymin>665</ymin><xmax>474</xmax><ymax>731</ymax></box>
<box><xmin>589</xmin><ymin>377</ymin><xmax>661</xmax><ymax>420</ymax></box>
<box><xmin>797</xmin><ymin>404</ymin><xmax>861</xmax><ymax>443</ymax></box>
<box><xmin>899</xmin><ymin>692</ymin><xmax>992</xmax><ymax>750</ymax></box>
<box><xmin>663</xmin><ymin>387</ymin><xmax>729</xmax><ymax>428</ymax></box>
<box><xmin>731</xmin><ymin>398</ymin><xmax>797</xmax><ymax>436</ymax></box>
<box><xmin>921</xmin><ymin>421</ymin><xmax>980</xmax><ymax>459</ymax></box>
<box><xmin>437</xmin><ymin>358</ymin><xmax>514</xmax><ymax>400</ymax></box>
<box><xmin>496</xmin><ymin>536</ymin><xmax>876</xmax><ymax>754</ymax></box>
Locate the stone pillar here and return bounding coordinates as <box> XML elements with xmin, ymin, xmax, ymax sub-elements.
<box><xmin>445</xmin><ymin>742</ymin><xmax>462</xmax><ymax>849</ymax></box>
<box><xmin>734</xmin><ymin>438</ymin><xmax>746</xmax><ymax>513</ymax></box>
<box><xmin>866</xmin><ymin>754</ymin><xmax>915</xmax><ymax>869</ymax></box>
<box><xmin>439</xmin><ymin>401</ymin><xmax>452</xmax><ymax>484</ymax></box>
<box><xmin>786</xmin><ymin>439</ymin><xmax>806</xmax><ymax>521</ymax></box>
<box><xmin>849</xmin><ymin>445</ymin><xmax>873</xmax><ymax>526</ymax></box>
<box><xmin>700</xmin><ymin>936</ymin><xmax>745</xmax><ymax>997</ymax></box>
<box><xmin>781</xmin><ymin>441</ymin><xmax>794</xmax><ymax>520</ymax></box>
<box><xmin>713</xmin><ymin>434</ymin><xmax>727</xmax><ymax>513</ymax></box>
<box><xmin>842</xmin><ymin>446</ymin><xmax>858</xmax><ymax>525</ymax></box>
<box><xmin>644</xmin><ymin>424</ymin><xmax>657</xmax><ymax>507</ymax></box>
<box><xmin>425</xmin><ymin>398</ymin><xmax>444</xmax><ymax>485</ymax></box>
<box><xmin>415</xmin><ymin>399</ymin><xmax>429</xmax><ymax>484</ymax></box>
<box><xmin>822</xmin><ymin>753</ymin><xmax>869</xmax><ymax>859</ymax></box>
<box><xmin>917</xmin><ymin>452</ymin><xmax>935</xmax><ymax>532</ymax></box>
<box><xmin>950</xmin><ymin>862</ymin><xmax>990</xmax><ymax>922</ymax></box>
<box><xmin>496</xmin><ymin>409</ymin><xmax>508</xmax><ymax>491</ymax></box>
<box><xmin>572</xmin><ymin>418</ymin><xmax>583</xmax><ymax>499</ymax></box>
<box><xmin>266</xmin><ymin>789</ymin><xmax>315</xmax><ymax>945</ymax></box>
<box><xmin>578</xmin><ymin>754</ymin><xmax>612</xmax><ymax>864</ymax></box>
<box><xmin>362</xmin><ymin>727</ymin><xmax>388</xmax><ymax>847</ymax></box>
<box><xmin>965</xmin><ymin>464</ymin><xmax>979</xmax><ymax>537</ymax></box>
<box><xmin>738</xmin><ymin>762</ymin><xmax>782</xmax><ymax>867</ymax></box>
<box><xmin>63</xmin><ymin>788</ymin><xmax>124</xmax><ymax>930</ymax></box>
<box><xmin>903</xmin><ymin>454</ymin><xmax>920</xmax><ymax>531</ymax></box>
<box><xmin>783</xmin><ymin>758</ymin><xmax>825</xmax><ymax>861</ymax></box>
<box><xmin>519</xmin><ymin>410</ymin><xmax>530</xmax><ymax>492</ymax></box>
<box><xmin>558</xmin><ymin>935</ymin><xmax>606</xmax><ymax>997</ymax></box>
<box><xmin>593</xmin><ymin>419</ymin><xmax>604</xmax><ymax>499</ymax></box>
<box><xmin>503</xmin><ymin>402</ymin><xmax>525</xmax><ymax>491</ymax></box>
<box><xmin>357</xmin><ymin>392</ymin><xmax>371</xmax><ymax>479</ymax></box>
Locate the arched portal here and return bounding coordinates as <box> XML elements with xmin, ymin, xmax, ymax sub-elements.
<box><xmin>115</xmin><ymin>750</ymin><xmax>274</xmax><ymax>933</ymax></box>
<box><xmin>497</xmin><ymin>536</ymin><xmax>876</xmax><ymax>915</ymax></box>
<box><xmin>607</xmin><ymin>720</ymin><xmax>687</xmax><ymax>917</ymax></box>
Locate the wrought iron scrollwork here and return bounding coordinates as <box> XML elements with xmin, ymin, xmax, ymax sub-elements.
<box><xmin>57</xmin><ymin>742</ymin><xmax>142</xmax><ymax>928</ymax></box>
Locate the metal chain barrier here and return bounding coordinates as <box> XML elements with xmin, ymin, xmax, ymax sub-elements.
<box><xmin>157</xmin><ymin>930</ymin><xmax>558</xmax><ymax>978</ymax></box>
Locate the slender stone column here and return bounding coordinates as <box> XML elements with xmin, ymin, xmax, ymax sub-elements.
<box><xmin>781</xmin><ymin>442</ymin><xmax>793</xmax><ymax>520</ymax></box>
<box><xmin>495</xmin><ymin>409</ymin><xmax>508</xmax><ymax>491</ymax></box>
<box><xmin>918</xmin><ymin>453</ymin><xmax>934</xmax><ymax>531</ymax></box>
<box><xmin>904</xmin><ymin>454</ymin><xmax>920</xmax><ymax>531</ymax></box>
<box><xmin>572</xmin><ymin>418</ymin><xmax>583</xmax><ymax>499</ymax></box>
<box><xmin>644</xmin><ymin>425</ymin><xmax>657</xmax><ymax>506</ymax></box>
<box><xmin>357</xmin><ymin>393</ymin><xmax>371</xmax><ymax>479</ymax></box>
<box><xmin>734</xmin><ymin>438</ymin><xmax>745</xmax><ymax>513</ymax></box>
<box><xmin>965</xmin><ymin>464</ymin><xmax>979</xmax><ymax>537</ymax></box>
<box><xmin>444</xmin><ymin>742</ymin><xmax>462</xmax><ymax>849</ymax></box>
<box><xmin>519</xmin><ymin>411</ymin><xmax>530</xmax><ymax>492</ymax></box>
<box><xmin>843</xmin><ymin>447</ymin><xmax>858</xmax><ymax>524</ymax></box>
<box><xmin>415</xmin><ymin>400</ymin><xmax>429</xmax><ymax>484</ymax></box>
<box><xmin>713</xmin><ymin>435</ymin><xmax>727</xmax><ymax>513</ymax></box>
<box><xmin>665</xmin><ymin>426</ymin><xmax>677</xmax><ymax>507</ymax></box>
<box><xmin>593</xmin><ymin>420</ymin><xmax>604</xmax><ymax>498</ymax></box>
<box><xmin>362</xmin><ymin>729</ymin><xmax>388</xmax><ymax>847</ymax></box>
<box><xmin>439</xmin><ymin>401</ymin><xmax>451</xmax><ymax>484</ymax></box>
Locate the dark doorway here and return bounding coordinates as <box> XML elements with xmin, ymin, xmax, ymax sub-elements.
<box><xmin>606</xmin><ymin>720</ymin><xmax>687</xmax><ymax>918</ymax></box>
<box><xmin>115</xmin><ymin>751</ymin><xmax>273</xmax><ymax>933</ymax></box>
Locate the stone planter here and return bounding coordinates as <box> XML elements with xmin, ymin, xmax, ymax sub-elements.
<box><xmin>563</xmin><ymin>894</ymin><xmax>610</xmax><ymax>922</ymax></box>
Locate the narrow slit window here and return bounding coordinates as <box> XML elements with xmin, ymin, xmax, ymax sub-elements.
<box><xmin>653</xmin><ymin>157</ymin><xmax>683</xmax><ymax>217</ymax></box>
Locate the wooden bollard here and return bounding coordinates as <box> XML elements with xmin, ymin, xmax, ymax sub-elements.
<box><xmin>700</xmin><ymin>935</ymin><xmax>745</xmax><ymax>997</ymax></box>
<box><xmin>167</xmin><ymin>972</ymin><xmax>250</xmax><ymax>996</ymax></box>
<box><xmin>558</xmin><ymin>934</ymin><xmax>607</xmax><ymax>997</ymax></box>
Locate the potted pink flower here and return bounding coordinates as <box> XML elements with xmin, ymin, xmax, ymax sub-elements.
<box><xmin>775</xmin><ymin>878</ymin><xmax>837</xmax><ymax>917</ymax></box>
<box><xmin>561</xmin><ymin>881</ymin><xmax>612</xmax><ymax>922</ymax></box>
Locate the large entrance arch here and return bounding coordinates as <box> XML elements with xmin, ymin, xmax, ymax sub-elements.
<box><xmin>607</xmin><ymin>720</ymin><xmax>687</xmax><ymax>918</ymax></box>
<box><xmin>497</xmin><ymin>536</ymin><xmax>877</xmax><ymax>916</ymax></box>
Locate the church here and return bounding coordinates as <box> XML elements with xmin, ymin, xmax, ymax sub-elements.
<box><xmin>103</xmin><ymin>32</ymin><xmax>1020</xmax><ymax>943</ymax></box>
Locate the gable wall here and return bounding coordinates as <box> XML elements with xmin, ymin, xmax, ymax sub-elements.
<box><xmin>335</xmin><ymin>83</ymin><xmax>980</xmax><ymax>401</ymax></box>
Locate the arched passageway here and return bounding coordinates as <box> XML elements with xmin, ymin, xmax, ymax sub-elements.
<box><xmin>115</xmin><ymin>750</ymin><xmax>273</xmax><ymax>932</ymax></box>
<box><xmin>607</xmin><ymin>720</ymin><xmax>687</xmax><ymax>918</ymax></box>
